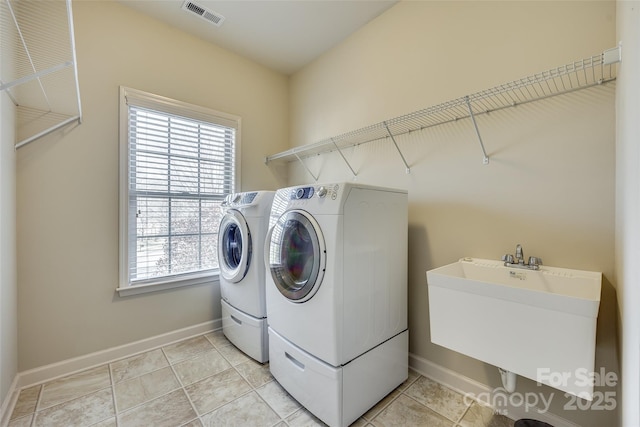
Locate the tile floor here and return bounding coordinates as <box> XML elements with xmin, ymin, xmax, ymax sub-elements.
<box><xmin>8</xmin><ymin>331</ymin><xmax>515</xmax><ymax>427</ymax></box>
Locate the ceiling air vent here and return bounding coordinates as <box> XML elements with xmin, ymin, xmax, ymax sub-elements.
<box><xmin>181</xmin><ymin>1</ymin><xmax>225</xmax><ymax>27</ymax></box>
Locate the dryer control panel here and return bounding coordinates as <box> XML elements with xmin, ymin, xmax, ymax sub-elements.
<box><xmin>222</xmin><ymin>191</ymin><xmax>258</xmax><ymax>207</ymax></box>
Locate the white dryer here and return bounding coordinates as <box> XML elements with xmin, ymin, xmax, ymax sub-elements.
<box><xmin>265</xmin><ymin>182</ymin><xmax>408</xmax><ymax>427</ymax></box>
<box><xmin>218</xmin><ymin>190</ymin><xmax>274</xmax><ymax>363</ymax></box>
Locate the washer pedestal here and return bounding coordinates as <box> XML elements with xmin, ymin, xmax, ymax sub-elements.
<box><xmin>222</xmin><ymin>300</ymin><xmax>268</xmax><ymax>363</ymax></box>
<box><xmin>268</xmin><ymin>327</ymin><xmax>408</xmax><ymax>427</ymax></box>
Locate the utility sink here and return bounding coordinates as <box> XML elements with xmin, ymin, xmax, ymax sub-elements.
<box><xmin>426</xmin><ymin>257</ymin><xmax>602</xmax><ymax>400</ymax></box>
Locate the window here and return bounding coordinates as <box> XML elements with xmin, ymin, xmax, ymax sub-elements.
<box><xmin>118</xmin><ymin>87</ymin><xmax>240</xmax><ymax>296</ymax></box>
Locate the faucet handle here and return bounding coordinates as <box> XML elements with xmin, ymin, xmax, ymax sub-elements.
<box><xmin>501</xmin><ymin>254</ymin><xmax>514</xmax><ymax>263</ymax></box>
<box><xmin>528</xmin><ymin>256</ymin><xmax>542</xmax><ymax>266</ymax></box>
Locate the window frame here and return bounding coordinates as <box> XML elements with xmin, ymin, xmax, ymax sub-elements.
<box><xmin>117</xmin><ymin>86</ymin><xmax>241</xmax><ymax>297</ymax></box>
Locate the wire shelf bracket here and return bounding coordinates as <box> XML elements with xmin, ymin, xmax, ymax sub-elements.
<box><xmin>331</xmin><ymin>138</ymin><xmax>358</xmax><ymax>177</ymax></box>
<box><xmin>294</xmin><ymin>152</ymin><xmax>319</xmax><ymax>182</ymax></box>
<box><xmin>465</xmin><ymin>96</ymin><xmax>490</xmax><ymax>165</ymax></box>
<box><xmin>384</xmin><ymin>121</ymin><xmax>410</xmax><ymax>173</ymax></box>
<box><xmin>266</xmin><ymin>47</ymin><xmax>620</xmax><ymax>172</ymax></box>
<box><xmin>1</xmin><ymin>0</ymin><xmax>82</xmax><ymax>149</ymax></box>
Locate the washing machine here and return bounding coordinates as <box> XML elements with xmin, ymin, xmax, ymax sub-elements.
<box><xmin>218</xmin><ymin>190</ymin><xmax>275</xmax><ymax>363</ymax></box>
<box><xmin>265</xmin><ymin>182</ymin><xmax>408</xmax><ymax>427</ymax></box>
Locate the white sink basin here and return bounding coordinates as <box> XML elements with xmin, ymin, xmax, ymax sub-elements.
<box><xmin>429</xmin><ymin>257</ymin><xmax>601</xmax><ymax>317</ymax></box>
<box><xmin>426</xmin><ymin>257</ymin><xmax>602</xmax><ymax>399</ymax></box>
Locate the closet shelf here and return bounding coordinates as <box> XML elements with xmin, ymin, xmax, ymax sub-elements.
<box><xmin>1</xmin><ymin>0</ymin><xmax>82</xmax><ymax>149</ymax></box>
<box><xmin>265</xmin><ymin>47</ymin><xmax>620</xmax><ymax>176</ymax></box>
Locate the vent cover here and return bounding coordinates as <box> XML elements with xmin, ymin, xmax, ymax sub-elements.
<box><xmin>181</xmin><ymin>1</ymin><xmax>225</xmax><ymax>27</ymax></box>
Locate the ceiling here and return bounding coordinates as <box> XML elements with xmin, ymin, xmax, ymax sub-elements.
<box><xmin>119</xmin><ymin>0</ymin><xmax>398</xmax><ymax>75</ymax></box>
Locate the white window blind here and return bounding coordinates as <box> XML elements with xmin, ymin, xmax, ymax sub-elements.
<box><xmin>119</xmin><ymin>87</ymin><xmax>239</xmax><ymax>294</ymax></box>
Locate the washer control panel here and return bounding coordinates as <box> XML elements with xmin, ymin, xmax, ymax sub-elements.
<box><xmin>292</xmin><ymin>186</ymin><xmax>315</xmax><ymax>200</ymax></box>
<box><xmin>289</xmin><ymin>184</ymin><xmax>339</xmax><ymax>201</ymax></box>
<box><xmin>316</xmin><ymin>186</ymin><xmax>328</xmax><ymax>198</ymax></box>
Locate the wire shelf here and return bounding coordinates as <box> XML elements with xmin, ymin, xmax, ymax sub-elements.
<box><xmin>266</xmin><ymin>47</ymin><xmax>620</xmax><ymax>176</ymax></box>
<box><xmin>1</xmin><ymin>0</ymin><xmax>82</xmax><ymax>149</ymax></box>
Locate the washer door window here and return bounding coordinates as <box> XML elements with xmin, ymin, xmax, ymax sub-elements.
<box><xmin>268</xmin><ymin>210</ymin><xmax>326</xmax><ymax>302</ymax></box>
<box><xmin>218</xmin><ymin>210</ymin><xmax>252</xmax><ymax>283</ymax></box>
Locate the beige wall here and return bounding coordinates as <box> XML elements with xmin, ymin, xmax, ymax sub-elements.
<box><xmin>615</xmin><ymin>1</ymin><xmax>640</xmax><ymax>426</ymax></box>
<box><xmin>16</xmin><ymin>1</ymin><xmax>289</xmax><ymax>371</ymax></box>
<box><xmin>289</xmin><ymin>2</ymin><xmax>617</xmax><ymax>426</ymax></box>
<box><xmin>0</xmin><ymin>46</ymin><xmax>17</xmax><ymax>407</ymax></box>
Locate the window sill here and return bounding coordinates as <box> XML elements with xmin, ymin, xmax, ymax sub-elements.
<box><xmin>116</xmin><ymin>272</ymin><xmax>219</xmax><ymax>297</ymax></box>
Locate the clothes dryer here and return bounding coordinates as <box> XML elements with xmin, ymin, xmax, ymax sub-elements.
<box><xmin>218</xmin><ymin>190</ymin><xmax>274</xmax><ymax>363</ymax></box>
<box><xmin>265</xmin><ymin>182</ymin><xmax>408</xmax><ymax>426</ymax></box>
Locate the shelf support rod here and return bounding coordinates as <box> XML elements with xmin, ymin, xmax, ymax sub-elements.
<box><xmin>14</xmin><ymin>115</ymin><xmax>80</xmax><ymax>150</ymax></box>
<box><xmin>465</xmin><ymin>96</ymin><xmax>490</xmax><ymax>165</ymax></box>
<box><xmin>294</xmin><ymin>152</ymin><xmax>319</xmax><ymax>182</ymax></box>
<box><xmin>66</xmin><ymin>0</ymin><xmax>83</xmax><ymax>124</ymax></box>
<box><xmin>331</xmin><ymin>138</ymin><xmax>357</xmax><ymax>177</ymax></box>
<box><xmin>0</xmin><ymin>62</ymin><xmax>73</xmax><ymax>93</ymax></box>
<box><xmin>383</xmin><ymin>122</ymin><xmax>410</xmax><ymax>173</ymax></box>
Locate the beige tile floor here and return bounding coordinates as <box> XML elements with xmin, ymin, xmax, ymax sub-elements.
<box><xmin>8</xmin><ymin>331</ymin><xmax>515</xmax><ymax>427</ymax></box>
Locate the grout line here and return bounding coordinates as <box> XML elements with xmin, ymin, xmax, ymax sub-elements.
<box><xmin>363</xmin><ymin>391</ymin><xmax>401</xmax><ymax>422</ymax></box>
<box><xmin>362</xmin><ymin>372</ymin><xmax>420</xmax><ymax>423</ymax></box>
<box><xmin>28</xmin><ymin>384</ymin><xmax>44</xmax><ymax>426</ymax></box>
<box><xmin>194</xmin><ymin>332</ymin><xmax>294</xmax><ymax>426</ymax></box>
<box><xmin>404</xmin><ymin>369</ymin><xmax>422</xmax><ymax>389</ymax></box>
<box><xmin>178</xmin><ymin>417</ymin><xmax>202</xmax><ymax>427</ymax></box>
<box><xmin>111</xmin><ymin>340</ymin><xmax>208</xmax><ymax>420</ymax></box>
<box><xmin>29</xmin><ymin>384</ymin><xmax>43</xmax><ymax>426</ymax></box>
<box><xmin>203</xmin><ymin>331</ymin><xmax>225</xmax><ymax>349</ymax></box>
<box><xmin>32</xmin><ymin>384</ymin><xmax>43</xmax><ymax>413</ymax></box>
<box><xmin>257</xmin><ymin>378</ymin><xmax>303</xmax><ymax>422</ymax></box>
<box><xmin>30</xmin><ymin>385</ymin><xmax>115</xmax><ymax>426</ymax></box>
<box><xmin>114</xmin><ymin>385</ymin><xmax>187</xmax><ymax>419</ymax></box>
<box><xmin>453</xmin><ymin>400</ymin><xmax>473</xmax><ymax>426</ymax></box>
<box><xmin>107</xmin><ymin>363</ymin><xmax>119</xmax><ymax>426</ymax></box>
<box><xmin>167</xmin><ymin>351</ymin><xmax>201</xmax><ymax>420</ymax></box>
<box><xmin>251</xmin><ymin>378</ymin><xmax>288</xmax><ymax>424</ymax></box>
<box><xmin>167</xmin><ymin>334</ymin><xmax>261</xmax><ymax>424</ymax></box>
<box><xmin>402</xmin><ymin>393</ymin><xmax>455</xmax><ymax>422</ymax></box>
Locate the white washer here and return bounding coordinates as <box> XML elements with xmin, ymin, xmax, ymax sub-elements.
<box><xmin>218</xmin><ymin>190</ymin><xmax>274</xmax><ymax>363</ymax></box>
<box><xmin>265</xmin><ymin>182</ymin><xmax>408</xmax><ymax>427</ymax></box>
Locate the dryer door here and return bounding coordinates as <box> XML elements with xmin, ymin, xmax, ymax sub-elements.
<box><xmin>218</xmin><ymin>210</ymin><xmax>252</xmax><ymax>283</ymax></box>
<box><xmin>268</xmin><ymin>210</ymin><xmax>326</xmax><ymax>302</ymax></box>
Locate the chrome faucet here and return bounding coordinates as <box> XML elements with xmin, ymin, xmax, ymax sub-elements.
<box><xmin>515</xmin><ymin>244</ymin><xmax>524</xmax><ymax>264</ymax></box>
<box><xmin>502</xmin><ymin>244</ymin><xmax>542</xmax><ymax>270</ymax></box>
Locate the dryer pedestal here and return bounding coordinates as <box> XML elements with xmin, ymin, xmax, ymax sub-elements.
<box><xmin>268</xmin><ymin>327</ymin><xmax>408</xmax><ymax>427</ymax></box>
<box><xmin>222</xmin><ymin>300</ymin><xmax>268</xmax><ymax>363</ymax></box>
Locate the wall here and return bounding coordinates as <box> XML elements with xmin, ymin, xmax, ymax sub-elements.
<box><xmin>289</xmin><ymin>2</ymin><xmax>617</xmax><ymax>426</ymax></box>
<box><xmin>615</xmin><ymin>1</ymin><xmax>640</xmax><ymax>426</ymax></box>
<box><xmin>16</xmin><ymin>1</ymin><xmax>289</xmax><ymax>371</ymax></box>
<box><xmin>0</xmin><ymin>41</ymin><xmax>17</xmax><ymax>414</ymax></box>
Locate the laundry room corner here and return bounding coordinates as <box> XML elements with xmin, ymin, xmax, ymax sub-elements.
<box><xmin>15</xmin><ymin>0</ymin><xmax>289</xmax><ymax>373</ymax></box>
<box><xmin>284</xmin><ymin>2</ymin><xmax>617</xmax><ymax>426</ymax></box>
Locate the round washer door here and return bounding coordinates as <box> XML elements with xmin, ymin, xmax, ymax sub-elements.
<box><xmin>218</xmin><ymin>210</ymin><xmax>252</xmax><ymax>283</ymax></box>
<box><xmin>268</xmin><ymin>209</ymin><xmax>326</xmax><ymax>302</ymax></box>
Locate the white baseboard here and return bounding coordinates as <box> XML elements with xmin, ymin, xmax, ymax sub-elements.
<box><xmin>408</xmin><ymin>353</ymin><xmax>581</xmax><ymax>427</ymax></box>
<box><xmin>15</xmin><ymin>319</ymin><xmax>219</xmax><ymax>391</ymax></box>
<box><xmin>1</xmin><ymin>320</ymin><xmax>220</xmax><ymax>427</ymax></box>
